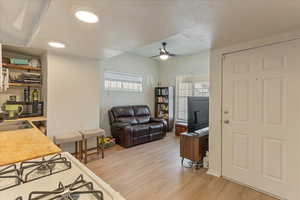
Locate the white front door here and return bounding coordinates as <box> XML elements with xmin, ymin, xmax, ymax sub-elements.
<box><xmin>222</xmin><ymin>40</ymin><xmax>300</xmax><ymax>199</ymax></box>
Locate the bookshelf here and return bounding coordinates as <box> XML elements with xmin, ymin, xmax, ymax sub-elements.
<box><xmin>155</xmin><ymin>87</ymin><xmax>174</xmax><ymax>132</ymax></box>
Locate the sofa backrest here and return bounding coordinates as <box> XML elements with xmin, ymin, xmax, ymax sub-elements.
<box><xmin>109</xmin><ymin>105</ymin><xmax>151</xmax><ymax>125</ymax></box>
<box><xmin>133</xmin><ymin>105</ymin><xmax>151</xmax><ymax>124</ymax></box>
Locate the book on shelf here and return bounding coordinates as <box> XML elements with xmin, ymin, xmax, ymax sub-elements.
<box><xmin>157</xmin><ymin>96</ymin><xmax>168</xmax><ymax>103</ymax></box>
<box><xmin>157</xmin><ymin>104</ymin><xmax>169</xmax><ymax>118</ymax></box>
<box><xmin>156</xmin><ymin>88</ymin><xmax>169</xmax><ymax>96</ymax></box>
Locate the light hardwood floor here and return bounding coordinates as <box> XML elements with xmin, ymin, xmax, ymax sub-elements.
<box><xmin>87</xmin><ymin>133</ymin><xmax>277</xmax><ymax>200</ymax></box>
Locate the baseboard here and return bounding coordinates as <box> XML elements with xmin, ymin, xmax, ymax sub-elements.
<box><xmin>223</xmin><ymin>176</ymin><xmax>286</xmax><ymax>200</ymax></box>
<box><xmin>206</xmin><ymin>169</ymin><xmax>221</xmax><ymax>177</ymax></box>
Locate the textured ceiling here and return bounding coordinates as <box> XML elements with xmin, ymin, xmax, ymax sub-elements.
<box><xmin>1</xmin><ymin>0</ymin><xmax>300</xmax><ymax>59</ymax></box>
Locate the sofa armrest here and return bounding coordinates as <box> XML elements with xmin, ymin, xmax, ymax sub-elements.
<box><xmin>150</xmin><ymin>117</ymin><xmax>167</xmax><ymax>133</ymax></box>
<box><xmin>150</xmin><ymin>117</ymin><xmax>165</xmax><ymax>123</ymax></box>
<box><xmin>111</xmin><ymin>122</ymin><xmax>133</xmax><ymax>147</ymax></box>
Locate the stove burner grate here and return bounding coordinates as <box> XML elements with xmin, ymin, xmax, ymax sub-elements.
<box><xmin>0</xmin><ymin>164</ymin><xmax>22</xmax><ymax>191</ymax></box>
<box><xmin>20</xmin><ymin>153</ymin><xmax>72</xmax><ymax>183</ymax></box>
<box><xmin>28</xmin><ymin>175</ymin><xmax>103</xmax><ymax>200</ymax></box>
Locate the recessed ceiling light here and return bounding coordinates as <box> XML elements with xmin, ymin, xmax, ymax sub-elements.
<box><xmin>75</xmin><ymin>10</ymin><xmax>98</xmax><ymax>23</ymax></box>
<box><xmin>48</xmin><ymin>42</ymin><xmax>66</xmax><ymax>48</ymax></box>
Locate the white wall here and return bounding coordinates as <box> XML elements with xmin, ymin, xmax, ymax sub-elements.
<box><xmin>158</xmin><ymin>50</ymin><xmax>210</xmax><ymax>87</ymax></box>
<box><xmin>47</xmin><ymin>52</ymin><xmax>100</xmax><ymax>141</ymax></box>
<box><xmin>99</xmin><ymin>53</ymin><xmax>160</xmax><ymax>135</ymax></box>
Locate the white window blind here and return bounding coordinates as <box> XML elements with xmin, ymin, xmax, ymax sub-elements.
<box><xmin>104</xmin><ymin>71</ymin><xmax>143</xmax><ymax>92</ymax></box>
<box><xmin>176</xmin><ymin>75</ymin><xmax>209</xmax><ymax>122</ymax></box>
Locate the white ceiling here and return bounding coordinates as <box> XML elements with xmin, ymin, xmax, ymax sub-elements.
<box><xmin>1</xmin><ymin>0</ymin><xmax>300</xmax><ymax>59</ymax></box>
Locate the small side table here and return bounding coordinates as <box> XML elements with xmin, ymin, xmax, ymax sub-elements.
<box><xmin>180</xmin><ymin>129</ymin><xmax>208</xmax><ymax>169</ymax></box>
<box><xmin>175</xmin><ymin>122</ymin><xmax>188</xmax><ymax>136</ymax></box>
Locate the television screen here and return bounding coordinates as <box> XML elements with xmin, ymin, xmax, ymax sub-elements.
<box><xmin>187</xmin><ymin>97</ymin><xmax>209</xmax><ymax>133</ymax></box>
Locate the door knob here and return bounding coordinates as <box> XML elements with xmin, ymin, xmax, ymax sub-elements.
<box><xmin>224</xmin><ymin>120</ymin><xmax>230</xmax><ymax>124</ymax></box>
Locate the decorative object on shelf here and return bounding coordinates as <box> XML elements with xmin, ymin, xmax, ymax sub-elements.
<box><xmin>3</xmin><ymin>103</ymin><xmax>24</xmax><ymax>119</ymax></box>
<box><xmin>31</xmin><ymin>89</ymin><xmax>40</xmax><ymax>101</ymax></box>
<box><xmin>0</xmin><ymin>109</ymin><xmax>4</xmax><ymax>123</ymax></box>
<box><xmin>1</xmin><ymin>68</ymin><xmax>9</xmax><ymax>91</ymax></box>
<box><xmin>9</xmin><ymin>95</ymin><xmax>17</xmax><ymax>102</ymax></box>
<box><xmin>2</xmin><ymin>57</ymin><xmax>10</xmax><ymax>64</ymax></box>
<box><xmin>24</xmin><ymin>88</ymin><xmax>29</xmax><ymax>102</ymax></box>
<box><xmin>31</xmin><ymin>89</ymin><xmax>40</xmax><ymax>114</ymax></box>
<box><xmin>9</xmin><ymin>58</ymin><xmax>28</xmax><ymax>65</ymax></box>
<box><xmin>155</xmin><ymin>87</ymin><xmax>175</xmax><ymax>132</ymax></box>
<box><xmin>7</xmin><ymin>101</ymin><xmax>44</xmax><ymax>118</ymax></box>
<box><xmin>29</xmin><ymin>58</ymin><xmax>41</xmax><ymax>67</ymax></box>
<box><xmin>9</xmin><ymin>71</ymin><xmax>22</xmax><ymax>83</ymax></box>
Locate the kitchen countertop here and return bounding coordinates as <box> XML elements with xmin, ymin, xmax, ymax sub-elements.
<box><xmin>0</xmin><ymin>117</ymin><xmax>61</xmax><ymax>166</ymax></box>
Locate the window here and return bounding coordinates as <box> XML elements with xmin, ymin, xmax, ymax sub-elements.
<box><xmin>104</xmin><ymin>71</ymin><xmax>143</xmax><ymax>92</ymax></box>
<box><xmin>176</xmin><ymin>76</ymin><xmax>209</xmax><ymax>122</ymax></box>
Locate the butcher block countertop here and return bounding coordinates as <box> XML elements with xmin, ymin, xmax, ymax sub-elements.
<box><xmin>0</xmin><ymin>117</ymin><xmax>61</xmax><ymax>166</ymax></box>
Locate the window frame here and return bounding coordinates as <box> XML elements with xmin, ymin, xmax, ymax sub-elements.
<box><xmin>104</xmin><ymin>71</ymin><xmax>143</xmax><ymax>93</ymax></box>
<box><xmin>176</xmin><ymin>78</ymin><xmax>209</xmax><ymax>122</ymax></box>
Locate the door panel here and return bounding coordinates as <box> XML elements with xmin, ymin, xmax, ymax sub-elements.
<box><xmin>262</xmin><ymin>137</ymin><xmax>286</xmax><ymax>181</ymax></box>
<box><xmin>262</xmin><ymin>77</ymin><xmax>285</xmax><ymax>125</ymax></box>
<box><xmin>222</xmin><ymin>40</ymin><xmax>300</xmax><ymax>199</ymax></box>
<box><xmin>232</xmin><ymin>132</ymin><xmax>249</xmax><ymax>170</ymax></box>
<box><xmin>233</xmin><ymin>79</ymin><xmax>249</xmax><ymax>122</ymax></box>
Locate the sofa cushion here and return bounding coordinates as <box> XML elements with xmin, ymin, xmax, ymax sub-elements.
<box><xmin>133</xmin><ymin>135</ymin><xmax>150</xmax><ymax>145</ymax></box>
<box><xmin>117</xmin><ymin>117</ymin><xmax>138</xmax><ymax>125</ymax></box>
<box><xmin>132</xmin><ymin>124</ymin><xmax>149</xmax><ymax>137</ymax></box>
<box><xmin>150</xmin><ymin>132</ymin><xmax>163</xmax><ymax>140</ymax></box>
<box><xmin>149</xmin><ymin>122</ymin><xmax>163</xmax><ymax>133</ymax></box>
<box><xmin>136</xmin><ymin>116</ymin><xmax>150</xmax><ymax>124</ymax></box>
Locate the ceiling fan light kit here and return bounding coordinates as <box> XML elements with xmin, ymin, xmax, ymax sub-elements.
<box><xmin>48</xmin><ymin>42</ymin><xmax>66</xmax><ymax>48</ymax></box>
<box><xmin>75</xmin><ymin>10</ymin><xmax>99</xmax><ymax>23</ymax></box>
<box><xmin>160</xmin><ymin>54</ymin><xmax>169</xmax><ymax>60</ymax></box>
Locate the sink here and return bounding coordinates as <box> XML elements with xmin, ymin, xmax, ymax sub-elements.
<box><xmin>0</xmin><ymin>120</ymin><xmax>33</xmax><ymax>132</ymax></box>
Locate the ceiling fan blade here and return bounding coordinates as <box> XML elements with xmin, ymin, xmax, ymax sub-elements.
<box><xmin>150</xmin><ymin>55</ymin><xmax>160</xmax><ymax>58</ymax></box>
<box><xmin>169</xmin><ymin>53</ymin><xmax>178</xmax><ymax>57</ymax></box>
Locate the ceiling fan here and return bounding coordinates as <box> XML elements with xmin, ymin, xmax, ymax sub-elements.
<box><xmin>151</xmin><ymin>42</ymin><xmax>177</xmax><ymax>60</ymax></box>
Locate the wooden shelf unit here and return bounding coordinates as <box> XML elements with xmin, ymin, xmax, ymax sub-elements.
<box><xmin>2</xmin><ymin>53</ymin><xmax>43</xmax><ymax>102</ymax></box>
<box><xmin>155</xmin><ymin>87</ymin><xmax>175</xmax><ymax>132</ymax></box>
<box><xmin>3</xmin><ymin>63</ymin><xmax>41</xmax><ymax>71</ymax></box>
<box><xmin>9</xmin><ymin>83</ymin><xmax>42</xmax><ymax>88</ymax></box>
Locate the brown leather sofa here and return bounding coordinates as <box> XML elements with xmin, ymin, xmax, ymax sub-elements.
<box><xmin>108</xmin><ymin>105</ymin><xmax>167</xmax><ymax>148</ymax></box>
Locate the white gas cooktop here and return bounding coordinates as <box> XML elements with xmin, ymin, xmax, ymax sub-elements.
<box><xmin>0</xmin><ymin>152</ymin><xmax>126</xmax><ymax>200</ymax></box>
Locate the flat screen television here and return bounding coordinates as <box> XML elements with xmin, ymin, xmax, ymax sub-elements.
<box><xmin>187</xmin><ymin>97</ymin><xmax>209</xmax><ymax>133</ymax></box>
